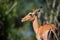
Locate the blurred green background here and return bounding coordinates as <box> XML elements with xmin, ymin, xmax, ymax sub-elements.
<box><xmin>0</xmin><ymin>0</ymin><xmax>60</xmax><ymax>40</ymax></box>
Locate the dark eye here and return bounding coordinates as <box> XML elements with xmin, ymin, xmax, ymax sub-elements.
<box><xmin>29</xmin><ymin>14</ymin><xmax>32</xmax><ymax>16</ymax></box>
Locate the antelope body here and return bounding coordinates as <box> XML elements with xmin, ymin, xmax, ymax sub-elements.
<box><xmin>21</xmin><ymin>9</ymin><xmax>58</xmax><ymax>40</ymax></box>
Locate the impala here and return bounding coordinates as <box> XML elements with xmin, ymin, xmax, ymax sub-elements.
<box><xmin>21</xmin><ymin>9</ymin><xmax>58</xmax><ymax>40</ymax></box>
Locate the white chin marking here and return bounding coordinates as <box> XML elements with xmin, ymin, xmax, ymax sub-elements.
<box><xmin>21</xmin><ymin>20</ymin><xmax>24</xmax><ymax>22</ymax></box>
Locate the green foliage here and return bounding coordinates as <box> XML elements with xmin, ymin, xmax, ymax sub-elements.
<box><xmin>0</xmin><ymin>0</ymin><xmax>60</xmax><ymax>40</ymax></box>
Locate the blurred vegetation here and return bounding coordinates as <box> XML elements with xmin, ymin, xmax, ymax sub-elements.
<box><xmin>0</xmin><ymin>0</ymin><xmax>60</xmax><ymax>40</ymax></box>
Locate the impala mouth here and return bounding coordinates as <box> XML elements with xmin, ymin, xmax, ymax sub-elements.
<box><xmin>21</xmin><ymin>19</ymin><xmax>24</xmax><ymax>22</ymax></box>
<box><xmin>21</xmin><ymin>18</ymin><xmax>27</xmax><ymax>22</ymax></box>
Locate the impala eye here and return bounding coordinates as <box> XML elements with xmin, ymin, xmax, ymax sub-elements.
<box><xmin>29</xmin><ymin>14</ymin><xmax>32</xmax><ymax>16</ymax></box>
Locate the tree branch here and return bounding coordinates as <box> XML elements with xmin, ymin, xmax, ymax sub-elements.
<box><xmin>52</xmin><ymin>0</ymin><xmax>56</xmax><ymax>9</ymax></box>
<box><xmin>53</xmin><ymin>2</ymin><xmax>60</xmax><ymax>21</ymax></box>
<box><xmin>5</xmin><ymin>2</ymin><xmax>17</xmax><ymax>15</ymax></box>
<box><xmin>54</xmin><ymin>4</ymin><xmax>60</xmax><ymax>23</ymax></box>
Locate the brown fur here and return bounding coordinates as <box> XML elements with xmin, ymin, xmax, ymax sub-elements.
<box><xmin>21</xmin><ymin>9</ymin><xmax>58</xmax><ymax>40</ymax></box>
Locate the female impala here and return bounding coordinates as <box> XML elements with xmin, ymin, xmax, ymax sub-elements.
<box><xmin>21</xmin><ymin>9</ymin><xmax>58</xmax><ymax>40</ymax></box>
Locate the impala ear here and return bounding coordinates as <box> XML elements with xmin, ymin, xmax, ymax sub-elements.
<box><xmin>32</xmin><ymin>9</ymin><xmax>40</xmax><ymax>14</ymax></box>
<box><xmin>35</xmin><ymin>10</ymin><xmax>40</xmax><ymax>16</ymax></box>
<box><xmin>37</xmin><ymin>9</ymin><xmax>40</xmax><ymax>12</ymax></box>
<box><xmin>35</xmin><ymin>9</ymin><xmax>40</xmax><ymax>14</ymax></box>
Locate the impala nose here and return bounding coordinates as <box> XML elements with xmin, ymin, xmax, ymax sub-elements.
<box><xmin>21</xmin><ymin>19</ymin><xmax>23</xmax><ymax>22</ymax></box>
<box><xmin>21</xmin><ymin>18</ymin><xmax>24</xmax><ymax>22</ymax></box>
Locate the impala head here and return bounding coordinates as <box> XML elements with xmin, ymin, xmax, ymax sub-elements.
<box><xmin>21</xmin><ymin>9</ymin><xmax>40</xmax><ymax>22</ymax></box>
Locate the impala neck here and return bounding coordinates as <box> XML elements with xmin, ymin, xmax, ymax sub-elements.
<box><xmin>32</xmin><ymin>16</ymin><xmax>39</xmax><ymax>34</ymax></box>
